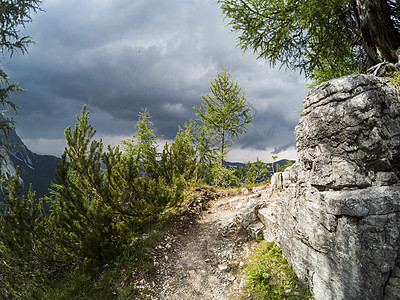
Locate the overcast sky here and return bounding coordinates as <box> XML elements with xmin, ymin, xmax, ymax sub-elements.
<box><xmin>3</xmin><ymin>0</ymin><xmax>308</xmax><ymax>163</ymax></box>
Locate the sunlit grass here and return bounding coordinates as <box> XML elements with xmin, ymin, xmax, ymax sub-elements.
<box><xmin>241</xmin><ymin>241</ymin><xmax>313</xmax><ymax>300</ymax></box>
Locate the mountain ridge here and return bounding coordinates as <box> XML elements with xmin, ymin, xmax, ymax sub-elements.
<box><xmin>0</xmin><ymin>120</ymin><xmax>60</xmax><ymax>200</ymax></box>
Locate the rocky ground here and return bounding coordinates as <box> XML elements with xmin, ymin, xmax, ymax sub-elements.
<box><xmin>134</xmin><ymin>186</ymin><xmax>269</xmax><ymax>299</ymax></box>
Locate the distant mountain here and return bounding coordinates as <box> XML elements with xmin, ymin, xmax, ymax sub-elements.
<box><xmin>0</xmin><ymin>121</ymin><xmax>60</xmax><ymax>200</ymax></box>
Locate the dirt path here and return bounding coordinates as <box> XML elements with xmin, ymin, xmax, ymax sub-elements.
<box><xmin>144</xmin><ymin>188</ymin><xmax>264</xmax><ymax>299</ymax></box>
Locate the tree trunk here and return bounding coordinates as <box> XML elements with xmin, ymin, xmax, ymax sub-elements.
<box><xmin>355</xmin><ymin>0</ymin><xmax>400</xmax><ymax>66</ymax></box>
<box><xmin>220</xmin><ymin>128</ymin><xmax>224</xmax><ymax>166</ymax></box>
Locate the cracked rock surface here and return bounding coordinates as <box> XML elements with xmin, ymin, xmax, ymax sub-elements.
<box><xmin>265</xmin><ymin>75</ymin><xmax>400</xmax><ymax>300</ymax></box>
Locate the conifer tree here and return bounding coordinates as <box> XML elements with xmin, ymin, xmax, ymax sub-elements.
<box><xmin>50</xmin><ymin>106</ymin><xmax>118</xmax><ymax>262</ymax></box>
<box><xmin>49</xmin><ymin>106</ymin><xmax>186</xmax><ymax>264</ymax></box>
<box><xmin>0</xmin><ymin>170</ymin><xmax>61</xmax><ymax>298</ymax></box>
<box><xmin>120</xmin><ymin>108</ymin><xmax>160</xmax><ymax>178</ymax></box>
<box><xmin>193</xmin><ymin>122</ymin><xmax>219</xmax><ymax>181</ymax></box>
<box><xmin>0</xmin><ymin>0</ymin><xmax>42</xmax><ymax>141</ymax></box>
<box><xmin>0</xmin><ymin>105</ymin><xmax>191</xmax><ymax>296</ymax></box>
<box><xmin>159</xmin><ymin>122</ymin><xmax>198</xmax><ymax>186</ymax></box>
<box><xmin>218</xmin><ymin>0</ymin><xmax>400</xmax><ymax>83</ymax></box>
<box><xmin>195</xmin><ymin>69</ymin><xmax>253</xmax><ymax>166</ymax></box>
<box><xmin>0</xmin><ymin>170</ymin><xmax>38</xmax><ymax>297</ymax></box>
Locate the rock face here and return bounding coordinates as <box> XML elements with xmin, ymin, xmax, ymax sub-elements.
<box><xmin>263</xmin><ymin>75</ymin><xmax>400</xmax><ymax>299</ymax></box>
<box><xmin>0</xmin><ymin>116</ymin><xmax>60</xmax><ymax>200</ymax></box>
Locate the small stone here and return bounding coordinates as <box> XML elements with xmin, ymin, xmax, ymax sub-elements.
<box><xmin>233</xmin><ymin>279</ymin><xmax>240</xmax><ymax>290</ymax></box>
<box><xmin>218</xmin><ymin>264</ymin><xmax>230</xmax><ymax>272</ymax></box>
<box><xmin>239</xmin><ymin>277</ymin><xmax>246</xmax><ymax>289</ymax></box>
<box><xmin>248</xmin><ymin>222</ymin><xmax>264</xmax><ymax>239</ymax></box>
<box><xmin>241</xmin><ymin>187</ymin><xmax>249</xmax><ymax>195</ymax></box>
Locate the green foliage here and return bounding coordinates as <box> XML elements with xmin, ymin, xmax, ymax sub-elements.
<box><xmin>120</xmin><ymin>108</ymin><xmax>160</xmax><ymax>177</ymax></box>
<box><xmin>276</xmin><ymin>160</ymin><xmax>293</xmax><ymax>173</ymax></box>
<box><xmin>271</xmin><ymin>156</ymin><xmax>278</xmax><ymax>174</ymax></box>
<box><xmin>0</xmin><ymin>0</ymin><xmax>42</xmax><ymax>56</ymax></box>
<box><xmin>249</xmin><ymin>157</ymin><xmax>270</xmax><ymax>184</ymax></box>
<box><xmin>49</xmin><ymin>106</ymin><xmax>119</xmax><ymax>263</ymax></box>
<box><xmin>191</xmin><ymin>123</ymin><xmax>221</xmax><ymax>183</ymax></box>
<box><xmin>0</xmin><ymin>170</ymin><xmax>63</xmax><ymax>299</ymax></box>
<box><xmin>0</xmin><ymin>106</ymin><xmax>188</xmax><ymax>297</ymax></box>
<box><xmin>37</xmin><ymin>268</ymin><xmax>117</xmax><ymax>300</ymax></box>
<box><xmin>386</xmin><ymin>69</ymin><xmax>400</xmax><ymax>89</ymax></box>
<box><xmin>159</xmin><ymin>122</ymin><xmax>199</xmax><ymax>186</ymax></box>
<box><xmin>218</xmin><ymin>0</ymin><xmax>360</xmax><ymax>83</ymax></box>
<box><xmin>218</xmin><ymin>0</ymin><xmax>400</xmax><ymax>84</ymax></box>
<box><xmin>36</xmin><ymin>220</ymin><xmax>172</xmax><ymax>299</ymax></box>
<box><xmin>195</xmin><ymin>69</ymin><xmax>253</xmax><ymax>166</ymax></box>
<box><xmin>208</xmin><ymin>163</ymin><xmax>237</xmax><ymax>187</ymax></box>
<box><xmin>235</xmin><ymin>157</ymin><xmax>270</xmax><ymax>186</ymax></box>
<box><xmin>243</xmin><ymin>241</ymin><xmax>312</xmax><ymax>299</ymax></box>
<box><xmin>0</xmin><ymin>0</ymin><xmax>42</xmax><ymax>148</ymax></box>
<box><xmin>0</xmin><ymin>91</ymin><xmax>294</xmax><ymax>297</ymax></box>
<box><xmin>0</xmin><ymin>171</ymin><xmax>37</xmax><ymax>297</ymax></box>
<box><xmin>49</xmin><ymin>106</ymin><xmax>186</xmax><ymax>264</ymax></box>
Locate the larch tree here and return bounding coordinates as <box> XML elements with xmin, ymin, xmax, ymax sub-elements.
<box><xmin>195</xmin><ymin>69</ymin><xmax>253</xmax><ymax>166</ymax></box>
<box><xmin>218</xmin><ymin>0</ymin><xmax>400</xmax><ymax>83</ymax></box>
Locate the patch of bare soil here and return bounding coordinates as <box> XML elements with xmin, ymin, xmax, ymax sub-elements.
<box><xmin>141</xmin><ymin>188</ymin><xmax>257</xmax><ymax>299</ymax></box>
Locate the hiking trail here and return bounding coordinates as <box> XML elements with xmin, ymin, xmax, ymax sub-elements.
<box><xmin>136</xmin><ymin>186</ymin><xmax>270</xmax><ymax>299</ymax></box>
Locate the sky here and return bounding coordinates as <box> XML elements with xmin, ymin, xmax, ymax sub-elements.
<box><xmin>3</xmin><ymin>0</ymin><xmax>309</xmax><ymax>163</ymax></box>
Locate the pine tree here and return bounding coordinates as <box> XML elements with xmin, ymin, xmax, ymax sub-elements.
<box><xmin>0</xmin><ymin>170</ymin><xmax>62</xmax><ymax>298</ymax></box>
<box><xmin>49</xmin><ymin>106</ymin><xmax>186</xmax><ymax>264</ymax></box>
<box><xmin>120</xmin><ymin>108</ymin><xmax>160</xmax><ymax>178</ymax></box>
<box><xmin>49</xmin><ymin>106</ymin><xmax>118</xmax><ymax>262</ymax></box>
<box><xmin>159</xmin><ymin>122</ymin><xmax>198</xmax><ymax>186</ymax></box>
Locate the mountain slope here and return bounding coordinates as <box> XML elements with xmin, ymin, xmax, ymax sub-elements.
<box><xmin>0</xmin><ymin>122</ymin><xmax>60</xmax><ymax>199</ymax></box>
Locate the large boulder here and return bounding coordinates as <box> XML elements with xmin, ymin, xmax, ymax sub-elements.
<box><xmin>264</xmin><ymin>75</ymin><xmax>400</xmax><ymax>299</ymax></box>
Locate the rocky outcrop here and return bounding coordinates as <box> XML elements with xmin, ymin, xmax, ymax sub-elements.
<box><xmin>262</xmin><ymin>75</ymin><xmax>400</xmax><ymax>299</ymax></box>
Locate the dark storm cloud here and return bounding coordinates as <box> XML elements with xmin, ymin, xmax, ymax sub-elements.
<box><xmin>3</xmin><ymin>0</ymin><xmax>308</xmax><ymax>160</ymax></box>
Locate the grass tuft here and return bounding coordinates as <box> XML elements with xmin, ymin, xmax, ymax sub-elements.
<box><xmin>386</xmin><ymin>69</ymin><xmax>400</xmax><ymax>91</ymax></box>
<box><xmin>241</xmin><ymin>241</ymin><xmax>313</xmax><ymax>300</ymax></box>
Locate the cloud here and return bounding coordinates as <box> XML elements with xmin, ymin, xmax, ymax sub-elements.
<box><xmin>229</xmin><ymin>146</ymin><xmax>298</xmax><ymax>164</ymax></box>
<box><xmin>21</xmin><ymin>138</ymin><xmax>67</xmax><ymax>157</ymax></box>
<box><xmin>4</xmin><ymin>0</ymin><xmax>308</xmax><ymax>161</ymax></box>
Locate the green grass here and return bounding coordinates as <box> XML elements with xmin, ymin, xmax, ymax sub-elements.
<box><xmin>241</xmin><ymin>241</ymin><xmax>313</xmax><ymax>300</ymax></box>
<box><xmin>386</xmin><ymin>69</ymin><xmax>400</xmax><ymax>88</ymax></box>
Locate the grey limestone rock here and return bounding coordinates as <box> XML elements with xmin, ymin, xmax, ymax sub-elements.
<box><xmin>262</xmin><ymin>75</ymin><xmax>400</xmax><ymax>299</ymax></box>
<box><xmin>235</xmin><ymin>200</ymin><xmax>265</xmax><ymax>236</ymax></box>
<box><xmin>296</xmin><ymin>75</ymin><xmax>400</xmax><ymax>189</ymax></box>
